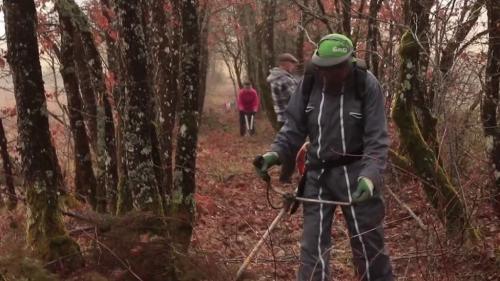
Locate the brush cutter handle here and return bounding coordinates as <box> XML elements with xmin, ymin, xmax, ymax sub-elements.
<box><xmin>270</xmin><ymin>183</ymin><xmax>351</xmax><ymax>206</ymax></box>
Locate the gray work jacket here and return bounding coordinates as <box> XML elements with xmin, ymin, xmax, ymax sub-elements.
<box><xmin>270</xmin><ymin>69</ymin><xmax>389</xmax><ymax>187</ymax></box>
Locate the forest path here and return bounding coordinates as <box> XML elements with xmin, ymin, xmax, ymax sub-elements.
<box><xmin>191</xmin><ymin>80</ymin><xmax>499</xmax><ymax>281</ymax></box>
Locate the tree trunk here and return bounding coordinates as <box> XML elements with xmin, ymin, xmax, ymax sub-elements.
<box><xmin>164</xmin><ymin>0</ymin><xmax>182</xmax><ymax>201</ymax></box>
<box><xmin>296</xmin><ymin>0</ymin><xmax>310</xmax><ymax>63</ymax></box>
<box><xmin>115</xmin><ymin>99</ymin><xmax>133</xmax><ymax>215</ymax></box>
<box><xmin>341</xmin><ymin>0</ymin><xmax>351</xmax><ymax>36</ymax></box>
<box><xmin>0</xmin><ymin>117</ymin><xmax>17</xmax><ymax>209</ymax></box>
<box><xmin>400</xmin><ymin>0</ymin><xmax>437</xmax><ymax>153</ymax></box>
<box><xmin>140</xmin><ymin>0</ymin><xmax>166</xmax><ymax>209</ymax></box>
<box><xmin>439</xmin><ymin>0</ymin><xmax>485</xmax><ymax>74</ymax></box>
<box><xmin>221</xmin><ymin>57</ymin><xmax>239</xmax><ymax>100</ymax></box>
<box><xmin>100</xmin><ymin>0</ymin><xmax>120</xmax><ymax>75</ymax></box>
<box><xmin>239</xmin><ymin>3</ymin><xmax>276</xmax><ymax>127</ymax></box>
<box><xmin>169</xmin><ymin>0</ymin><xmax>201</xmax><ymax>250</ymax></box>
<box><xmin>56</xmin><ymin>0</ymin><xmax>111</xmax><ymax>213</ymax></box>
<box><xmin>73</xmin><ymin>37</ymin><xmax>98</xmax><ymax>154</ymax></box>
<box><xmin>392</xmin><ymin>30</ymin><xmax>471</xmax><ymax>236</ymax></box>
<box><xmin>103</xmin><ymin>96</ymin><xmax>118</xmax><ymax>213</ymax></box>
<box><xmin>56</xmin><ymin>2</ymin><xmax>98</xmax><ymax>209</ymax></box>
<box><xmin>116</xmin><ymin>0</ymin><xmax>163</xmax><ymax>214</ymax></box>
<box><xmin>100</xmin><ymin>0</ymin><xmax>121</xmax><ymax>214</ymax></box>
<box><xmin>366</xmin><ymin>0</ymin><xmax>382</xmax><ymax>77</ymax></box>
<box><xmin>351</xmin><ymin>0</ymin><xmax>366</xmax><ymax>45</ymax></box>
<box><xmin>241</xmin><ymin>3</ymin><xmax>259</xmax><ymax>86</ymax></box>
<box><xmin>483</xmin><ymin>0</ymin><xmax>500</xmax><ymax>215</ymax></box>
<box><xmin>232</xmin><ymin>53</ymin><xmax>243</xmax><ymax>89</ymax></box>
<box><xmin>259</xmin><ymin>0</ymin><xmax>279</xmax><ymax>130</ymax></box>
<box><xmin>144</xmin><ymin>0</ymin><xmax>180</xmax><ymax>207</ymax></box>
<box><xmin>198</xmin><ymin>6</ymin><xmax>211</xmax><ymax>115</ymax></box>
<box><xmin>79</xmin><ymin>28</ymin><xmax>112</xmax><ymax>214</ymax></box>
<box><xmin>3</xmin><ymin>0</ymin><xmax>82</xmax><ymax>268</ymax></box>
<box><xmin>142</xmin><ymin>1</ymin><xmax>167</xmax><ymax>193</ymax></box>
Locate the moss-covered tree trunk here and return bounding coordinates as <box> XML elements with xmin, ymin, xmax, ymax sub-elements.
<box><xmin>0</xmin><ymin>117</ymin><xmax>17</xmax><ymax>209</ymax></box>
<box><xmin>115</xmin><ymin>105</ymin><xmax>133</xmax><ymax>215</ymax></box>
<box><xmin>483</xmin><ymin>0</ymin><xmax>500</xmax><ymax>215</ymax></box>
<box><xmin>169</xmin><ymin>0</ymin><xmax>201</xmax><ymax>250</ymax></box>
<box><xmin>146</xmin><ymin>0</ymin><xmax>180</xmax><ymax>205</ymax></box>
<box><xmin>56</xmin><ymin>3</ymin><xmax>98</xmax><ymax>209</ymax></box>
<box><xmin>115</xmin><ymin>0</ymin><xmax>163</xmax><ymax>214</ymax></box>
<box><xmin>110</xmin><ymin>38</ymin><xmax>133</xmax><ymax>216</ymax></box>
<box><xmin>73</xmin><ymin>37</ymin><xmax>98</xmax><ymax>155</ymax></box>
<box><xmin>103</xmin><ymin>96</ymin><xmax>118</xmax><ymax>213</ymax></box>
<box><xmin>115</xmin><ymin>80</ymin><xmax>133</xmax><ymax>214</ymax></box>
<box><xmin>56</xmin><ymin>0</ymin><xmax>113</xmax><ymax>213</ymax></box>
<box><xmin>100</xmin><ymin>0</ymin><xmax>123</xmax><ymax>214</ymax></box>
<box><xmin>392</xmin><ymin>30</ymin><xmax>470</xmax><ymax>236</ymax></box>
<box><xmin>140</xmin><ymin>0</ymin><xmax>167</xmax><ymax>207</ymax></box>
<box><xmin>3</xmin><ymin>0</ymin><xmax>82</xmax><ymax>268</ymax></box>
<box><xmin>78</xmin><ymin>17</ymin><xmax>113</xmax><ymax>214</ymax></box>
<box><xmin>399</xmin><ymin>0</ymin><xmax>438</xmax><ymax>154</ymax></box>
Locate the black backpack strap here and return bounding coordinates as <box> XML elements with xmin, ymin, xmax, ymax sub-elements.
<box><xmin>352</xmin><ymin>58</ymin><xmax>368</xmax><ymax>101</ymax></box>
<box><xmin>302</xmin><ymin>61</ymin><xmax>316</xmax><ymax>105</ymax></box>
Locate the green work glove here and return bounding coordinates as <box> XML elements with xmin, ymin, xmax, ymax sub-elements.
<box><xmin>351</xmin><ymin>177</ymin><xmax>374</xmax><ymax>203</ymax></box>
<box><xmin>253</xmin><ymin>152</ymin><xmax>280</xmax><ymax>182</ymax></box>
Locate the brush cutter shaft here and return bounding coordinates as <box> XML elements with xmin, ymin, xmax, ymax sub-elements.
<box><xmin>270</xmin><ymin>184</ymin><xmax>351</xmax><ymax>206</ymax></box>
<box><xmin>235</xmin><ymin>207</ymin><xmax>288</xmax><ymax>281</ymax></box>
<box><xmin>235</xmin><ymin>182</ymin><xmax>350</xmax><ymax>280</ymax></box>
<box><xmin>295</xmin><ymin>195</ymin><xmax>350</xmax><ymax>206</ymax></box>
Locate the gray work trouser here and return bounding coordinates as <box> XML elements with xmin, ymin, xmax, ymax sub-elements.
<box><xmin>298</xmin><ymin>161</ymin><xmax>394</xmax><ymax>281</ymax></box>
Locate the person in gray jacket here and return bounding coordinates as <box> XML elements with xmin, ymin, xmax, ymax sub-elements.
<box><xmin>267</xmin><ymin>53</ymin><xmax>299</xmax><ymax>128</ymax></box>
<box><xmin>267</xmin><ymin>53</ymin><xmax>300</xmax><ymax>182</ymax></box>
<box><xmin>254</xmin><ymin>34</ymin><xmax>394</xmax><ymax>281</ymax></box>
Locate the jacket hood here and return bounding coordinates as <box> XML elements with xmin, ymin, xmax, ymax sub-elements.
<box><xmin>266</xmin><ymin>67</ymin><xmax>291</xmax><ymax>83</ymax></box>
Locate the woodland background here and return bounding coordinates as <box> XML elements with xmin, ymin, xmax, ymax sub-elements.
<box><xmin>0</xmin><ymin>0</ymin><xmax>498</xmax><ymax>280</ymax></box>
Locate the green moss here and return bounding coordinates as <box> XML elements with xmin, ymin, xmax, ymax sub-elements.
<box><xmin>56</xmin><ymin>0</ymin><xmax>92</xmax><ymax>33</ymax></box>
<box><xmin>116</xmin><ymin>176</ymin><xmax>133</xmax><ymax>215</ymax></box>
<box><xmin>77</xmin><ymin>272</ymin><xmax>109</xmax><ymax>281</ymax></box>
<box><xmin>45</xmin><ymin>236</ymin><xmax>83</xmax><ymax>271</ymax></box>
<box><xmin>392</xmin><ymin>30</ymin><xmax>471</xmax><ymax>237</ymax></box>
<box><xmin>0</xmin><ymin>256</ymin><xmax>58</xmax><ymax>281</ymax></box>
<box><xmin>399</xmin><ymin>31</ymin><xmax>419</xmax><ymax>59</ymax></box>
<box><xmin>166</xmin><ymin>191</ymin><xmax>195</xmax><ymax>251</ymax></box>
<box><xmin>168</xmin><ymin>190</ymin><xmax>183</xmax><ymax>212</ymax></box>
<box><xmin>26</xmin><ymin>179</ymin><xmax>83</xmax><ymax>270</ymax></box>
<box><xmin>19</xmin><ymin>259</ymin><xmax>59</xmax><ymax>281</ymax></box>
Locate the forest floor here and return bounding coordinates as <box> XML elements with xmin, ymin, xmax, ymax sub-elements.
<box><xmin>192</xmin><ymin>85</ymin><xmax>500</xmax><ymax>281</ymax></box>
<box><xmin>0</xmin><ymin>83</ymin><xmax>498</xmax><ymax>281</ymax></box>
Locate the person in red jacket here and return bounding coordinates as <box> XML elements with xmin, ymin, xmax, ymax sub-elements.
<box><xmin>237</xmin><ymin>81</ymin><xmax>260</xmax><ymax>136</ymax></box>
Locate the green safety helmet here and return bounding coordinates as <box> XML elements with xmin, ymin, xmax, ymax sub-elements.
<box><xmin>311</xmin><ymin>33</ymin><xmax>354</xmax><ymax>67</ymax></box>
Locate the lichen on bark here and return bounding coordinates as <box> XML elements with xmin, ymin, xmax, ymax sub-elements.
<box><xmin>392</xmin><ymin>31</ymin><xmax>472</xmax><ymax>236</ymax></box>
<box><xmin>3</xmin><ymin>0</ymin><xmax>83</xmax><ymax>269</ymax></box>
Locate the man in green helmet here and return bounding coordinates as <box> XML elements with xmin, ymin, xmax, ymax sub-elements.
<box><xmin>254</xmin><ymin>34</ymin><xmax>394</xmax><ymax>281</ymax></box>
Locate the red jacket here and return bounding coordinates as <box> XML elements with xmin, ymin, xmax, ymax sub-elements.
<box><xmin>237</xmin><ymin>87</ymin><xmax>259</xmax><ymax>112</ymax></box>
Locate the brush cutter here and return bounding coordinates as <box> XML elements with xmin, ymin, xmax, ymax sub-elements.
<box><xmin>235</xmin><ymin>143</ymin><xmax>351</xmax><ymax>280</ymax></box>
